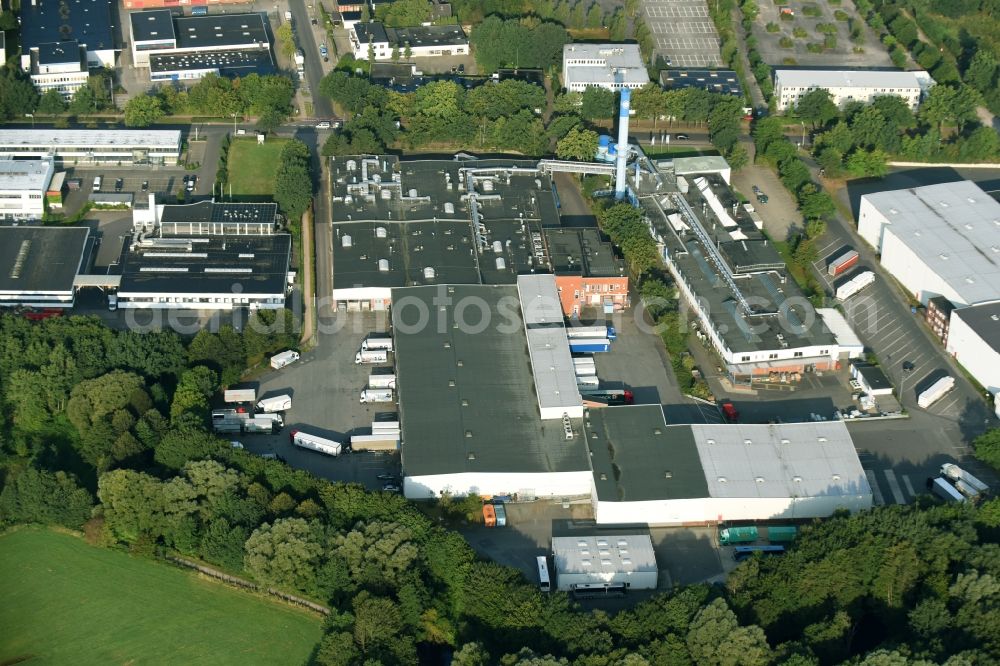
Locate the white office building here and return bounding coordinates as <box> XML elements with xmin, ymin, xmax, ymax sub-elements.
<box><xmin>946</xmin><ymin>301</ymin><xmax>1000</xmax><ymax>397</ymax></box>
<box><xmin>552</xmin><ymin>535</ymin><xmax>658</xmax><ymax>592</ymax></box>
<box><xmin>0</xmin><ymin>130</ymin><xmax>182</xmax><ymax>166</ymax></box>
<box><xmin>26</xmin><ymin>42</ymin><xmax>90</xmax><ymax>98</ymax></box>
<box><xmin>858</xmin><ymin>180</ymin><xmax>1000</xmax><ymax>307</ymax></box>
<box><xmin>0</xmin><ymin>159</ymin><xmax>54</xmax><ymax>220</ymax></box>
<box><xmin>562</xmin><ymin>44</ymin><xmax>650</xmax><ymax>92</ymax></box>
<box><xmin>349</xmin><ymin>22</ymin><xmax>468</xmax><ymax>60</ymax></box>
<box><xmin>774</xmin><ymin>69</ymin><xmax>933</xmax><ymax>111</ymax></box>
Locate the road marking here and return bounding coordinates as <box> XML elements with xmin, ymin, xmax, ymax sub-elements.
<box><xmin>883</xmin><ymin>469</ymin><xmax>906</xmax><ymax>504</ymax></box>
<box><xmin>865</xmin><ymin>469</ymin><xmax>886</xmax><ymax>505</ymax></box>
<box><xmin>932</xmin><ymin>394</ymin><xmax>962</xmax><ymax>416</ymax></box>
<box><xmin>901</xmin><ymin>474</ymin><xmax>916</xmax><ymax>497</ymax></box>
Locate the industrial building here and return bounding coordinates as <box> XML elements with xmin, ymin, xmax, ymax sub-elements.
<box><xmin>552</xmin><ymin>534</ymin><xmax>658</xmax><ymax>592</ymax></box>
<box><xmin>330</xmin><ymin>155</ymin><xmax>559</xmax><ymax>310</ymax></box>
<box><xmin>130</xmin><ymin>10</ymin><xmax>275</xmax><ymax>80</ymax></box>
<box><xmin>0</xmin><ymin>227</ymin><xmax>92</xmax><ymax>308</ymax></box>
<box><xmin>588</xmin><ymin>406</ymin><xmax>873</xmax><ymax>525</ymax></box>
<box><xmin>946</xmin><ymin>301</ymin><xmax>1000</xmax><ymax>397</ymax></box>
<box><xmin>24</xmin><ymin>41</ymin><xmax>90</xmax><ymax>98</ymax></box>
<box><xmin>636</xmin><ymin>167</ymin><xmax>841</xmax><ymax>382</ymax></box>
<box><xmin>0</xmin><ymin>130</ymin><xmax>182</xmax><ymax>166</ymax></box>
<box><xmin>349</xmin><ymin>22</ymin><xmax>468</xmax><ymax>60</ymax></box>
<box><xmin>133</xmin><ymin>197</ymin><xmax>280</xmax><ymax>235</ymax></box>
<box><xmin>0</xmin><ymin>159</ymin><xmax>55</xmax><ymax>221</ymax></box>
<box><xmin>925</xmin><ymin>296</ymin><xmax>954</xmax><ymax>344</ymax></box>
<box><xmin>816</xmin><ymin>308</ymin><xmax>865</xmax><ymax>359</ymax></box>
<box><xmin>773</xmin><ymin>69</ymin><xmax>933</xmax><ymax>111</ymax></box>
<box><xmin>858</xmin><ymin>180</ymin><xmax>1000</xmax><ymax>308</ymax></box>
<box><xmin>669</xmin><ymin>155</ymin><xmax>733</xmax><ymax>185</ymax></box>
<box><xmin>660</xmin><ymin>69</ymin><xmax>743</xmax><ymax>97</ymax></box>
<box><xmin>562</xmin><ymin>44</ymin><xmax>649</xmax><ymax>92</ymax></box>
<box><xmin>397</xmin><ymin>282</ymin><xmax>592</xmax><ymax>500</ymax></box>
<box><xmin>850</xmin><ymin>361</ymin><xmax>893</xmax><ymax>397</ymax></box>
<box><xmin>544</xmin><ymin>227</ymin><xmax>629</xmax><ymax>317</ymax></box>
<box><xmin>18</xmin><ymin>0</ymin><xmax>116</xmax><ymax>71</ymax></box>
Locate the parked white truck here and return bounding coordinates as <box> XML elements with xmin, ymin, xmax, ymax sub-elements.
<box><xmin>835</xmin><ymin>271</ymin><xmax>875</xmax><ymax>300</ymax></box>
<box><xmin>361</xmin><ymin>335</ymin><xmax>393</xmax><ymax>352</ymax></box>
<box><xmin>224</xmin><ymin>388</ymin><xmax>256</xmax><ymax>403</ymax></box>
<box><xmin>360</xmin><ymin>388</ymin><xmax>394</xmax><ymax>404</ymax></box>
<box><xmin>355</xmin><ymin>349</ymin><xmax>388</xmax><ymax>364</ymax></box>
<box><xmin>941</xmin><ymin>463</ymin><xmax>989</xmax><ymax>498</ymax></box>
<box><xmin>270</xmin><ymin>350</ymin><xmax>300</xmax><ymax>369</ymax></box>
<box><xmin>930</xmin><ymin>476</ymin><xmax>966</xmax><ymax>503</ymax></box>
<box><xmin>244</xmin><ymin>415</ymin><xmax>283</xmax><ymax>433</ymax></box>
<box><xmin>256</xmin><ymin>394</ymin><xmax>292</xmax><ymax>413</ymax></box>
<box><xmin>290</xmin><ymin>429</ymin><xmax>342</xmax><ymax>456</ymax></box>
<box><xmin>918</xmin><ymin>376</ymin><xmax>954</xmax><ymax>409</ymax></box>
<box><xmin>349</xmin><ymin>434</ymin><xmax>400</xmax><ymax>451</ymax></box>
<box><xmin>368</xmin><ymin>373</ymin><xmax>396</xmax><ymax>389</ymax></box>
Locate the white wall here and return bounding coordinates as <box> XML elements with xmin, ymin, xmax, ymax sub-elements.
<box><xmin>857</xmin><ymin>197</ymin><xmax>888</xmax><ymax>251</ymax></box>
<box><xmin>880</xmin><ymin>228</ymin><xmax>965</xmax><ymax>306</ymax></box>
<box><xmin>594</xmin><ymin>493</ymin><xmax>872</xmax><ymax>525</ymax></box>
<box><xmin>947</xmin><ymin>313</ymin><xmax>1000</xmax><ymax>395</ymax></box>
<box><xmin>117</xmin><ymin>292</ymin><xmax>286</xmax><ymax>310</ymax></box>
<box><xmin>556</xmin><ymin>569</ymin><xmax>657</xmax><ymax>592</ymax></box>
<box><xmin>403</xmin><ymin>471</ymin><xmax>593</xmax><ymax>500</ymax></box>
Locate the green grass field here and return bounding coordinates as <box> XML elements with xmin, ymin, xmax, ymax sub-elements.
<box><xmin>0</xmin><ymin>528</ymin><xmax>322</xmax><ymax>665</ymax></box>
<box><xmin>227</xmin><ymin>138</ymin><xmax>288</xmax><ymax>196</ymax></box>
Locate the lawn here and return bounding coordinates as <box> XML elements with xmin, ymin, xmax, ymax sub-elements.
<box><xmin>0</xmin><ymin>528</ymin><xmax>322</xmax><ymax>665</ymax></box>
<box><xmin>227</xmin><ymin>138</ymin><xmax>288</xmax><ymax>196</ymax></box>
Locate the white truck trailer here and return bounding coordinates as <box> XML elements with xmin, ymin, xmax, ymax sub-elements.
<box><xmin>256</xmin><ymin>394</ymin><xmax>292</xmax><ymax>413</ymax></box>
<box><xmin>360</xmin><ymin>388</ymin><xmax>394</xmax><ymax>404</ymax></box>
<box><xmin>290</xmin><ymin>429</ymin><xmax>342</xmax><ymax>456</ymax></box>
<box><xmin>941</xmin><ymin>463</ymin><xmax>989</xmax><ymax>498</ymax></box>
<box><xmin>576</xmin><ymin>375</ymin><xmax>600</xmax><ymax>389</ymax></box>
<box><xmin>224</xmin><ymin>388</ymin><xmax>256</xmax><ymax>403</ymax></box>
<box><xmin>349</xmin><ymin>434</ymin><xmax>400</xmax><ymax>452</ymax></box>
<box><xmin>355</xmin><ymin>349</ymin><xmax>388</xmax><ymax>364</ymax></box>
<box><xmin>918</xmin><ymin>376</ymin><xmax>954</xmax><ymax>409</ymax></box>
<box><xmin>835</xmin><ymin>271</ymin><xmax>875</xmax><ymax>300</ymax></box>
<box><xmin>270</xmin><ymin>350</ymin><xmax>300</xmax><ymax>369</ymax></box>
<box><xmin>243</xmin><ymin>415</ymin><xmax>283</xmax><ymax>433</ymax></box>
<box><xmin>361</xmin><ymin>335</ymin><xmax>393</xmax><ymax>352</ymax></box>
<box><xmin>930</xmin><ymin>477</ymin><xmax>966</xmax><ymax>503</ymax></box>
<box><xmin>367</xmin><ymin>373</ymin><xmax>396</xmax><ymax>389</ymax></box>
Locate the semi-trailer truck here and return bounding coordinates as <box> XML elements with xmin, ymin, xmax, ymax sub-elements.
<box><xmin>360</xmin><ymin>388</ymin><xmax>394</xmax><ymax>404</ymax></box>
<box><xmin>256</xmin><ymin>394</ymin><xmax>292</xmax><ymax>413</ymax></box>
<box><xmin>568</xmin><ymin>338</ymin><xmax>611</xmax><ymax>353</ymax></box>
<box><xmin>224</xmin><ymin>388</ymin><xmax>256</xmax><ymax>403</ymax></box>
<box><xmin>367</xmin><ymin>373</ymin><xmax>396</xmax><ymax>389</ymax></box>
<box><xmin>355</xmin><ymin>349</ymin><xmax>388</xmax><ymax>364</ymax></box>
<box><xmin>349</xmin><ymin>434</ymin><xmax>400</xmax><ymax>451</ymax></box>
<box><xmin>580</xmin><ymin>388</ymin><xmax>634</xmax><ymax>407</ymax></box>
<box><xmin>576</xmin><ymin>375</ymin><xmax>600</xmax><ymax>389</ymax></box>
<box><xmin>290</xmin><ymin>429</ymin><xmax>342</xmax><ymax>456</ymax></box>
<box><xmin>270</xmin><ymin>350</ymin><xmax>300</xmax><ymax>369</ymax></box>
<box><xmin>828</xmin><ymin>249</ymin><xmax>859</xmax><ymax>277</ymax></box>
<box><xmin>567</xmin><ymin>325</ymin><xmax>617</xmax><ymax>341</ymax></box>
<box><xmin>941</xmin><ymin>463</ymin><xmax>989</xmax><ymax>497</ymax></box>
<box><xmin>361</xmin><ymin>335</ymin><xmax>393</xmax><ymax>352</ymax></box>
<box><xmin>243</xmin><ymin>415</ymin><xmax>283</xmax><ymax>433</ymax></box>
<box><xmin>918</xmin><ymin>376</ymin><xmax>954</xmax><ymax>409</ymax></box>
<box><xmin>930</xmin><ymin>476</ymin><xmax>966</xmax><ymax>503</ymax></box>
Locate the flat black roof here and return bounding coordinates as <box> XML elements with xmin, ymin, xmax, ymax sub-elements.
<box><xmin>160</xmin><ymin>201</ymin><xmax>278</xmax><ymax>226</ymax></box>
<box><xmin>354</xmin><ymin>22</ymin><xmax>389</xmax><ymax>44</ymax></box>
<box><xmin>130</xmin><ymin>9</ymin><xmax>176</xmax><ymax>43</ymax></box>
<box><xmin>119</xmin><ymin>234</ymin><xmax>290</xmax><ymax>296</ymax></box>
<box><xmin>37</xmin><ymin>41</ymin><xmax>84</xmax><ymax>65</ymax></box>
<box><xmin>660</xmin><ymin>69</ymin><xmax>743</xmax><ymax>97</ymax></box>
<box><xmin>20</xmin><ymin>0</ymin><xmax>114</xmax><ymax>52</ymax></box>
<box><xmin>953</xmin><ymin>301</ymin><xmax>1000</xmax><ymax>354</ymax></box>
<box><xmin>395</xmin><ymin>285</ymin><xmax>591</xmax><ymax>477</ymax></box>
<box><xmin>151</xmin><ymin>48</ymin><xmax>275</xmax><ymax>76</ymax></box>
<box><xmin>587</xmin><ymin>406</ymin><xmax>709</xmax><ymax>502</ymax></box>
<box><xmin>851</xmin><ymin>362</ymin><xmax>893</xmax><ymax>391</ymax></box>
<box><xmin>390</xmin><ymin>24</ymin><xmax>466</xmax><ymax>48</ymax></box>
<box><xmin>0</xmin><ymin>227</ymin><xmax>89</xmax><ymax>295</ymax></box>
<box><xmin>173</xmin><ymin>13</ymin><xmax>270</xmax><ymax>49</ymax></box>
<box><xmin>544</xmin><ymin>227</ymin><xmax>624</xmax><ymax>277</ymax></box>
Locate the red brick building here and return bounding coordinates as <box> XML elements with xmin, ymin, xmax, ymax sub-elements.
<box><xmin>544</xmin><ymin>227</ymin><xmax>629</xmax><ymax>317</ymax></box>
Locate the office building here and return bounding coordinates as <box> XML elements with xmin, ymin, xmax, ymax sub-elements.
<box><xmin>18</xmin><ymin>0</ymin><xmax>115</xmax><ymax>71</ymax></box>
<box><xmin>0</xmin><ymin>159</ymin><xmax>55</xmax><ymax>220</ymax></box>
<box><xmin>562</xmin><ymin>44</ymin><xmax>649</xmax><ymax>92</ymax></box>
<box><xmin>0</xmin><ymin>129</ymin><xmax>182</xmax><ymax>166</ymax></box>
<box><xmin>25</xmin><ymin>41</ymin><xmax>90</xmax><ymax>98</ymax></box>
<box><xmin>544</xmin><ymin>227</ymin><xmax>629</xmax><ymax>317</ymax></box>
<box><xmin>774</xmin><ymin>69</ymin><xmax>933</xmax><ymax>111</ymax></box>
<box><xmin>349</xmin><ymin>22</ymin><xmax>468</xmax><ymax>60</ymax></box>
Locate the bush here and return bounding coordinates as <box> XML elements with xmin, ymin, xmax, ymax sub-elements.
<box><xmin>807</xmin><ymin>42</ymin><xmax>824</xmax><ymax>53</ymax></box>
<box><xmin>793</xmin><ymin>26</ymin><xmax>807</xmax><ymax>38</ymax></box>
<box><xmin>802</xmin><ymin>4</ymin><xmax>821</xmax><ymax>16</ymax></box>
<box><xmin>853</xmin><ymin>46</ymin><xmax>865</xmax><ymax>53</ymax></box>
<box><xmin>782</xmin><ymin>57</ymin><xmax>798</xmax><ymax>64</ymax></box>
<box><xmin>816</xmin><ymin>22</ymin><xmax>837</xmax><ymax>35</ymax></box>
<box><xmin>780</xmin><ymin>36</ymin><xmax>795</xmax><ymax>48</ymax></box>
<box><xmin>834</xmin><ymin>9</ymin><xmax>848</xmax><ymax>20</ymax></box>
<box><xmin>889</xmin><ymin>45</ymin><xmax>907</xmax><ymax>68</ymax></box>
<box><xmin>766</xmin><ymin>21</ymin><xmax>780</xmax><ymax>32</ymax></box>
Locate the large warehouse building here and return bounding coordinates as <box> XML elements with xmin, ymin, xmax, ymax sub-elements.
<box><xmin>946</xmin><ymin>301</ymin><xmax>1000</xmax><ymax>398</ymax></box>
<box><xmin>0</xmin><ymin>227</ymin><xmax>92</xmax><ymax>308</ymax></box>
<box><xmin>858</xmin><ymin>180</ymin><xmax>1000</xmax><ymax>308</ymax></box>
<box><xmin>588</xmin><ymin>405</ymin><xmax>873</xmax><ymax>525</ymax></box>
<box><xmin>0</xmin><ymin>130</ymin><xmax>182</xmax><ymax>166</ymax></box>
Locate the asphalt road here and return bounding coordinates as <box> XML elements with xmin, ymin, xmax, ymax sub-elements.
<box><xmin>289</xmin><ymin>0</ymin><xmax>332</xmax><ymax>120</ymax></box>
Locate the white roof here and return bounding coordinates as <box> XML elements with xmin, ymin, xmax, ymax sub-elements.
<box><xmin>0</xmin><ymin>159</ymin><xmax>54</xmax><ymax>191</ymax></box>
<box><xmin>517</xmin><ymin>274</ymin><xmax>565</xmax><ymax>325</ymax></box>
<box><xmin>692</xmin><ymin>422</ymin><xmax>870</xmax><ymax>499</ymax></box>
<box><xmin>552</xmin><ymin>534</ymin><xmax>657</xmax><ymax>575</ymax></box>
<box><xmin>672</xmin><ymin>156</ymin><xmax>731</xmax><ymax>175</ymax></box>
<box><xmin>774</xmin><ymin>69</ymin><xmax>928</xmax><ymax>90</ymax></box>
<box><xmin>563</xmin><ymin>43</ymin><xmax>649</xmax><ymax>86</ymax></box>
<box><xmin>817</xmin><ymin>308</ymin><xmax>863</xmax><ymax>350</ymax></box>
<box><xmin>0</xmin><ymin>129</ymin><xmax>182</xmax><ymax>148</ymax></box>
<box><xmin>862</xmin><ymin>180</ymin><xmax>1000</xmax><ymax>306</ymax></box>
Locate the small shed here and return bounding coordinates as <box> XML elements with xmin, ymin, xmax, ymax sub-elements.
<box><xmin>851</xmin><ymin>361</ymin><xmax>893</xmax><ymax>396</ymax></box>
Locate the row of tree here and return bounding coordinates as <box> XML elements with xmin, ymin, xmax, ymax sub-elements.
<box><xmin>470</xmin><ymin>16</ymin><xmax>570</xmax><ymax>73</ymax></box>
<box><xmin>0</xmin><ymin>67</ymin><xmax>115</xmax><ymax>121</ymax></box>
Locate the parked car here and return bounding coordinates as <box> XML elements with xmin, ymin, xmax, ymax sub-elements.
<box><xmin>377</xmin><ymin>473</ymin><xmax>398</xmax><ymax>480</ymax></box>
<box><xmin>115</xmin><ymin>178</ymin><xmax>124</xmax><ymax>192</ymax></box>
<box><xmin>316</xmin><ymin>121</ymin><xmax>331</xmax><ymax>129</ymax></box>
<box><xmin>230</xmin><ymin>441</ymin><xmax>244</xmax><ymax>449</ymax></box>
<box><xmin>675</xmin><ymin>133</ymin><xmax>689</xmax><ymax>140</ymax></box>
<box><xmin>382</xmin><ymin>483</ymin><xmax>401</xmax><ymax>492</ymax></box>
<box><xmin>140</xmin><ymin>180</ymin><xmax>149</xmax><ymax>192</ymax></box>
<box><xmin>311</xmin><ymin>17</ymin><xmax>317</xmax><ymax>24</ymax></box>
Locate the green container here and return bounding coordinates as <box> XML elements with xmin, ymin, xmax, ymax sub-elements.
<box><xmin>767</xmin><ymin>526</ymin><xmax>798</xmax><ymax>543</ymax></box>
<box><xmin>719</xmin><ymin>526</ymin><xmax>758</xmax><ymax>545</ymax></box>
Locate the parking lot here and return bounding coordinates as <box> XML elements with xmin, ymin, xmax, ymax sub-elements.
<box><xmin>641</xmin><ymin>0</ymin><xmax>723</xmax><ymax>68</ymax></box>
<box><xmin>730</xmin><ymin>156</ymin><xmax>802</xmax><ymax>242</ymax></box>
<box><xmin>234</xmin><ymin>312</ymin><xmax>401</xmax><ymax>488</ymax></box>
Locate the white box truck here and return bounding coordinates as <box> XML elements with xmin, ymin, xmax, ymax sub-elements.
<box><xmin>356</xmin><ymin>349</ymin><xmax>388</xmax><ymax>364</ymax></box>
<box><xmin>368</xmin><ymin>373</ymin><xmax>396</xmax><ymax>389</ymax></box>
<box><xmin>291</xmin><ymin>429</ymin><xmax>342</xmax><ymax>456</ymax></box>
<box><xmin>224</xmin><ymin>388</ymin><xmax>256</xmax><ymax>403</ymax></box>
<box><xmin>918</xmin><ymin>376</ymin><xmax>954</xmax><ymax>409</ymax></box>
<box><xmin>256</xmin><ymin>394</ymin><xmax>292</xmax><ymax>413</ymax></box>
<box><xmin>244</xmin><ymin>415</ymin><xmax>283</xmax><ymax>433</ymax></box>
<box><xmin>361</xmin><ymin>336</ymin><xmax>393</xmax><ymax>352</ymax></box>
<box><xmin>360</xmin><ymin>388</ymin><xmax>394</xmax><ymax>404</ymax></box>
<box><xmin>270</xmin><ymin>350</ymin><xmax>300</xmax><ymax>369</ymax></box>
<box><xmin>576</xmin><ymin>375</ymin><xmax>600</xmax><ymax>389</ymax></box>
<box><xmin>941</xmin><ymin>463</ymin><xmax>989</xmax><ymax>497</ymax></box>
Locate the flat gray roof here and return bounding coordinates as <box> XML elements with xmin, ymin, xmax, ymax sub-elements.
<box><xmin>552</xmin><ymin>534</ymin><xmax>657</xmax><ymax>575</ymax></box>
<box><xmin>544</xmin><ymin>227</ymin><xmax>625</xmax><ymax>277</ymax></box>
<box><xmin>587</xmin><ymin>405</ymin><xmax>710</xmax><ymax>502</ymax></box>
<box><xmin>395</xmin><ymin>285</ymin><xmax>590</xmax><ymax>476</ymax></box>
<box><xmin>0</xmin><ymin>159</ymin><xmax>53</xmax><ymax>191</ymax></box>
<box><xmin>0</xmin><ymin>227</ymin><xmax>90</xmax><ymax>295</ymax></box>
<box><xmin>672</xmin><ymin>156</ymin><xmax>731</xmax><ymax>176</ymax></box>
<box><xmin>774</xmin><ymin>68</ymin><xmax>927</xmax><ymax>89</ymax></box>
<box><xmin>861</xmin><ymin>181</ymin><xmax>1000</xmax><ymax>306</ymax></box>
<box><xmin>0</xmin><ymin>129</ymin><xmax>182</xmax><ymax>149</ymax></box>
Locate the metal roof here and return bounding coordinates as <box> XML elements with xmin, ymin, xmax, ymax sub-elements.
<box><xmin>692</xmin><ymin>422</ymin><xmax>870</xmax><ymax>500</ymax></box>
<box><xmin>19</xmin><ymin>0</ymin><xmax>114</xmax><ymax>52</ymax></box>
<box><xmin>130</xmin><ymin>9</ymin><xmax>176</xmax><ymax>43</ymax></box>
<box><xmin>774</xmin><ymin>68</ymin><xmax>927</xmax><ymax>89</ymax></box>
<box><xmin>563</xmin><ymin>43</ymin><xmax>649</xmax><ymax>87</ymax></box>
<box><xmin>394</xmin><ymin>284</ymin><xmax>591</xmax><ymax>476</ymax></box>
<box><xmin>173</xmin><ymin>13</ymin><xmax>270</xmax><ymax>49</ymax></box>
<box><xmin>0</xmin><ymin>159</ymin><xmax>54</xmax><ymax>192</ymax></box>
<box><xmin>817</xmin><ymin>308</ymin><xmax>863</xmax><ymax>351</ymax></box>
<box><xmin>518</xmin><ymin>274</ymin><xmax>565</xmax><ymax>324</ymax></box>
<box><xmin>552</xmin><ymin>534</ymin><xmax>657</xmax><ymax>576</ymax></box>
<box><xmin>951</xmin><ymin>300</ymin><xmax>1000</xmax><ymax>354</ymax></box>
<box><xmin>861</xmin><ymin>181</ymin><xmax>1000</xmax><ymax>306</ymax></box>
<box><xmin>544</xmin><ymin>227</ymin><xmax>625</xmax><ymax>277</ymax></box>
<box><xmin>672</xmin><ymin>156</ymin><xmax>731</xmax><ymax>176</ymax></box>
<box><xmin>0</xmin><ymin>129</ymin><xmax>182</xmax><ymax>149</ymax></box>
<box><xmin>0</xmin><ymin>227</ymin><xmax>90</xmax><ymax>295</ymax></box>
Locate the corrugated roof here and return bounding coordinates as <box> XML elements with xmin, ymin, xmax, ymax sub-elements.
<box><xmin>0</xmin><ymin>129</ymin><xmax>182</xmax><ymax>149</ymax></box>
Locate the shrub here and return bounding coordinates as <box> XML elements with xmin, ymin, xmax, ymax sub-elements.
<box><xmin>802</xmin><ymin>4</ymin><xmax>821</xmax><ymax>16</ymax></box>
<box><xmin>889</xmin><ymin>45</ymin><xmax>907</xmax><ymax>68</ymax></box>
<box><xmin>834</xmin><ymin>9</ymin><xmax>848</xmax><ymax>20</ymax></box>
<box><xmin>793</xmin><ymin>26</ymin><xmax>807</xmax><ymax>38</ymax></box>
<box><xmin>782</xmin><ymin>57</ymin><xmax>798</xmax><ymax>64</ymax></box>
<box><xmin>807</xmin><ymin>42</ymin><xmax>824</xmax><ymax>52</ymax></box>
<box><xmin>766</xmin><ymin>21</ymin><xmax>780</xmax><ymax>31</ymax></box>
<box><xmin>853</xmin><ymin>46</ymin><xmax>865</xmax><ymax>53</ymax></box>
<box><xmin>780</xmin><ymin>11</ymin><xmax>794</xmax><ymax>20</ymax></box>
<box><xmin>816</xmin><ymin>22</ymin><xmax>838</xmax><ymax>35</ymax></box>
<box><xmin>780</xmin><ymin>36</ymin><xmax>795</xmax><ymax>48</ymax></box>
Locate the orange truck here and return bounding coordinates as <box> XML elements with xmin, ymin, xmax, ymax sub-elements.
<box><xmin>482</xmin><ymin>503</ymin><xmax>497</xmax><ymax>527</ymax></box>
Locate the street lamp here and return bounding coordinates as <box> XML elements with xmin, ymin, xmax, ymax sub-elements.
<box><xmin>800</xmin><ymin>121</ymin><xmax>806</xmax><ymax>148</ymax></box>
<box><xmin>25</xmin><ymin>113</ymin><xmax>34</xmax><ymax>128</ymax></box>
<box><xmin>231</xmin><ymin>113</ymin><xmax>238</xmax><ymax>135</ymax></box>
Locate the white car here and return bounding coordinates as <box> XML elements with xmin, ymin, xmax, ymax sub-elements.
<box><xmin>231</xmin><ymin>441</ymin><xmax>244</xmax><ymax>449</ymax></box>
<box><xmin>316</xmin><ymin>121</ymin><xmax>331</xmax><ymax>129</ymax></box>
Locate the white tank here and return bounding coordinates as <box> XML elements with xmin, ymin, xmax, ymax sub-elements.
<box><xmin>408</xmin><ymin>188</ymin><xmax>418</xmax><ymax>197</ymax></box>
<box><xmin>378</xmin><ymin>259</ymin><xmax>390</xmax><ymax>272</ymax></box>
<box><xmin>375</xmin><ymin>226</ymin><xmax>387</xmax><ymax>238</ymax></box>
<box><xmin>342</xmin><ymin>234</ymin><xmax>352</xmax><ymax>248</ymax></box>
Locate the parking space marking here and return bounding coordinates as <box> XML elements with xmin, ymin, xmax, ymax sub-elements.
<box><xmin>879</xmin><ymin>332</ymin><xmax>909</xmax><ymax>355</ymax></box>
<box><xmin>901</xmin><ymin>474</ymin><xmax>916</xmax><ymax>497</ymax></box>
<box><xmin>865</xmin><ymin>469</ymin><xmax>886</xmax><ymax>505</ymax></box>
<box><xmin>883</xmin><ymin>469</ymin><xmax>906</xmax><ymax>504</ymax></box>
<box><xmin>930</xmin><ymin>393</ymin><xmax>962</xmax><ymax>416</ymax></box>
